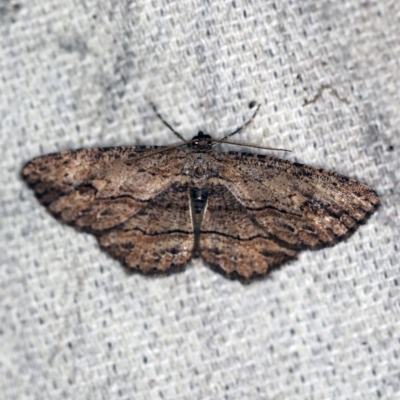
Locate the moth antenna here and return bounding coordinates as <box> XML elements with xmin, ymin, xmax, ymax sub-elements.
<box><xmin>212</xmin><ymin>138</ymin><xmax>291</xmax><ymax>153</ymax></box>
<box><xmin>221</xmin><ymin>104</ymin><xmax>261</xmax><ymax>140</ymax></box>
<box><xmin>149</xmin><ymin>101</ymin><xmax>186</xmax><ymax>142</ymax></box>
<box><xmin>130</xmin><ymin>141</ymin><xmax>191</xmax><ymax>161</ymax></box>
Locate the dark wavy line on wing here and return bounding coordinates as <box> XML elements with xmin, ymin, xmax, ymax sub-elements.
<box><xmin>112</xmin><ymin>226</ymin><xmax>193</xmax><ymax>237</ymax></box>
<box><xmin>199</xmin><ymin>229</ymin><xmax>304</xmax><ymax>250</ymax></box>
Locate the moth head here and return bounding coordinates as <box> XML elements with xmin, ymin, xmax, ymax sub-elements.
<box><xmin>189</xmin><ymin>131</ymin><xmax>213</xmax><ymax>152</ymax></box>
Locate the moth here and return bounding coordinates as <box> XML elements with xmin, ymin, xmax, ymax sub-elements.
<box><xmin>21</xmin><ymin>103</ymin><xmax>380</xmax><ymax>281</ymax></box>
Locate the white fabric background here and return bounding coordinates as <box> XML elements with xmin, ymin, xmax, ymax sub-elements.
<box><xmin>1</xmin><ymin>0</ymin><xmax>399</xmax><ymax>399</ymax></box>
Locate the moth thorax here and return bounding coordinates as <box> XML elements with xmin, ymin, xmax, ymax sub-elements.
<box><xmin>192</xmin><ymin>156</ymin><xmax>209</xmax><ymax>178</ymax></box>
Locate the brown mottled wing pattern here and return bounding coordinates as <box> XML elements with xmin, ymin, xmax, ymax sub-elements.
<box><xmin>199</xmin><ymin>152</ymin><xmax>380</xmax><ymax>279</ymax></box>
<box><xmin>21</xmin><ymin>146</ymin><xmax>194</xmax><ymax>273</ymax></box>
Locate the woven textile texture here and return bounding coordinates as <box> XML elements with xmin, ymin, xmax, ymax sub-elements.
<box><xmin>1</xmin><ymin>1</ymin><xmax>399</xmax><ymax>399</ymax></box>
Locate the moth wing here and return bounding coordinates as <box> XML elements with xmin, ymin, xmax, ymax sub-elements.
<box><xmin>199</xmin><ymin>152</ymin><xmax>379</xmax><ymax>280</ymax></box>
<box><xmin>22</xmin><ymin>146</ymin><xmax>194</xmax><ymax>273</ymax></box>
<box><xmin>199</xmin><ymin>184</ymin><xmax>298</xmax><ymax>280</ymax></box>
